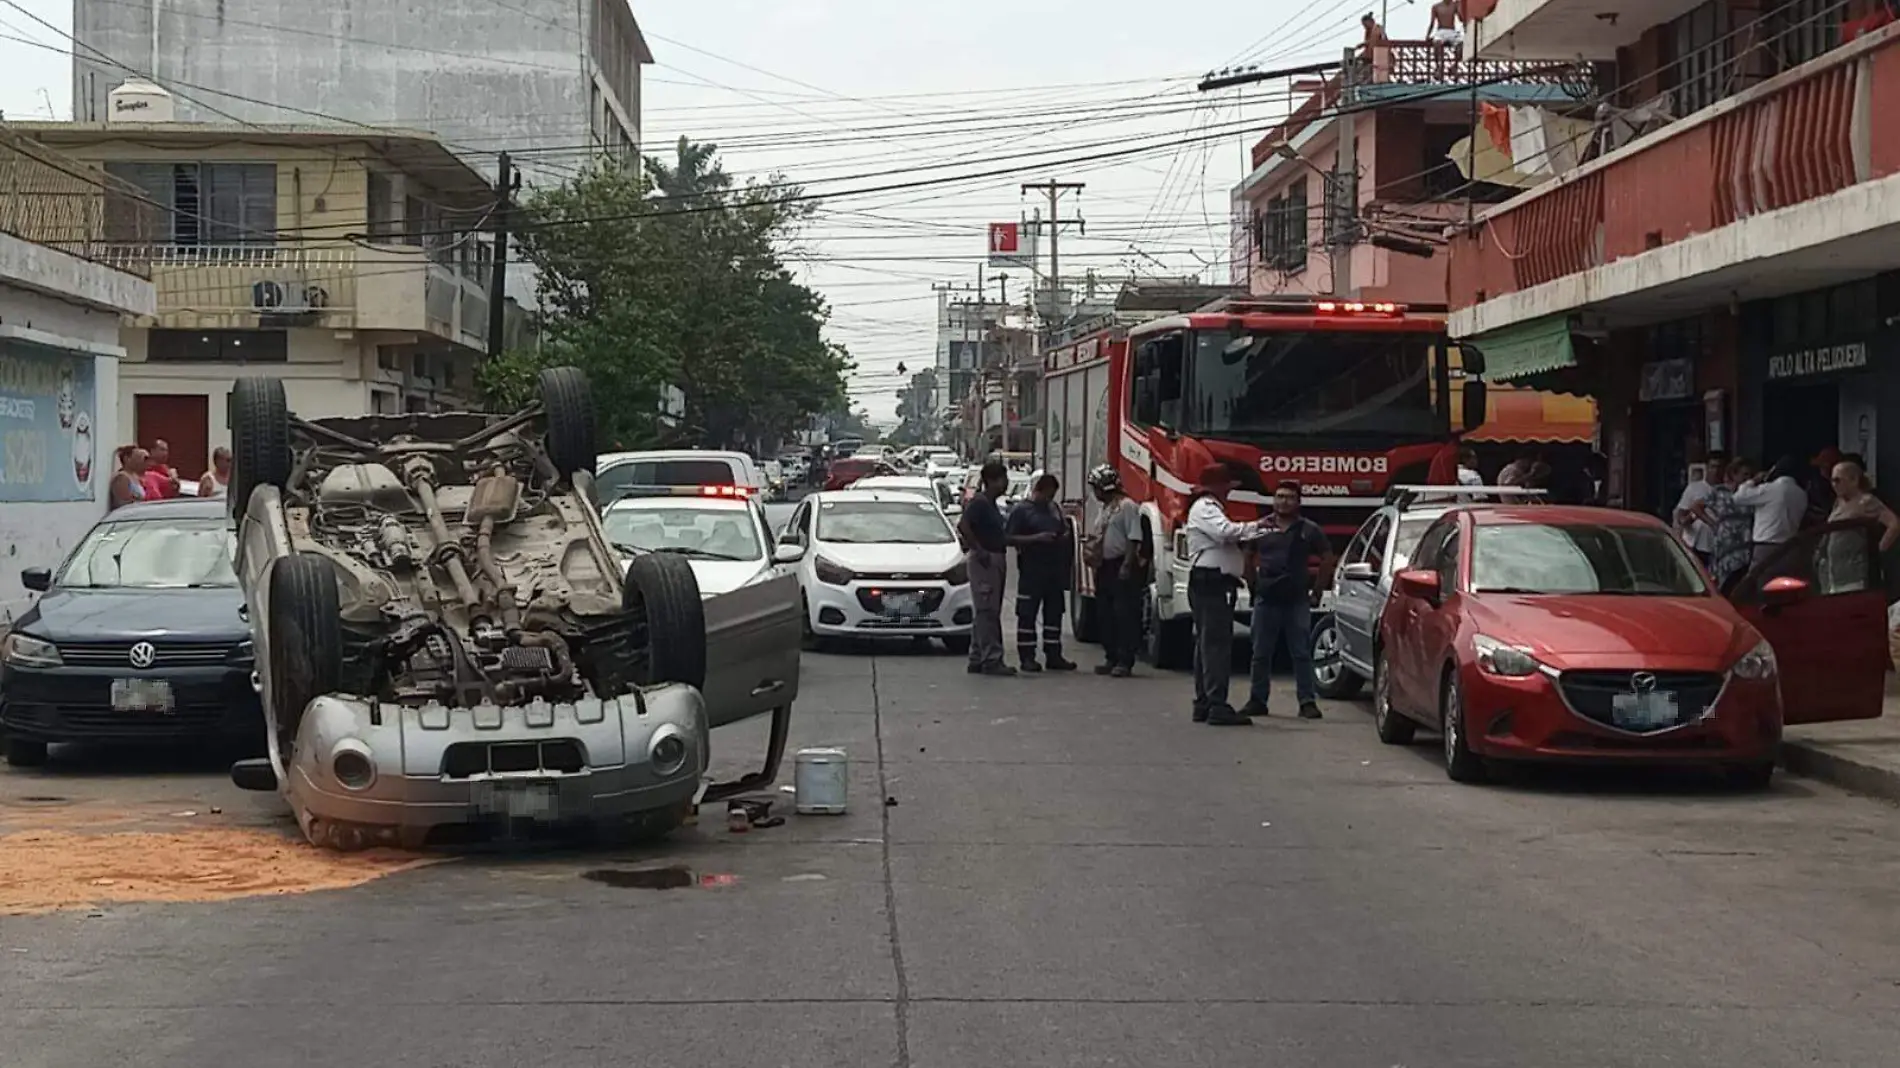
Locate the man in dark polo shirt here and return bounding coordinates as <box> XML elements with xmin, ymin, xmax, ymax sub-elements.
<box><xmin>1005</xmin><ymin>472</ymin><xmax>1076</xmax><ymax>672</ymax></box>
<box><xmin>1243</xmin><ymin>480</ymin><xmax>1335</xmax><ymax>720</ymax></box>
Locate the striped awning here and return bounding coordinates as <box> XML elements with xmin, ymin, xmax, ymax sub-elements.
<box><xmin>1456</xmin><ymin>384</ymin><xmax>1598</xmax><ymax>444</ymax></box>
<box><xmin>1467</xmin><ymin>315</ymin><xmax>1578</xmax><ymax>381</ymax></box>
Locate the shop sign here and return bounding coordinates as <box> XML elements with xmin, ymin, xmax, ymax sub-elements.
<box><xmin>1638</xmin><ymin>358</ymin><xmax>1695</xmax><ymax>402</ymax></box>
<box><xmin>0</xmin><ymin>341</ymin><xmax>98</xmax><ymax>503</ymax></box>
<box><xmin>1766</xmin><ymin>341</ymin><xmax>1868</xmax><ymax>381</ymax></box>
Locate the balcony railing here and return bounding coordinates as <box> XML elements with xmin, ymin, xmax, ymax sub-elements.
<box><xmin>1344</xmin><ymin>42</ymin><xmax>1601</xmax><ymax>96</ymax></box>
<box><xmin>89</xmin><ymin>243</ymin><xmax>489</xmax><ymax>350</ymax></box>
<box><xmin>1448</xmin><ymin>23</ymin><xmax>1900</xmax><ymax>310</ymax></box>
<box><xmin>0</xmin><ymin>130</ymin><xmax>159</xmax><ymax>275</ymax></box>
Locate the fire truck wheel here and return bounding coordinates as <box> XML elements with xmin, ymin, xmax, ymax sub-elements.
<box><xmin>1070</xmin><ymin>590</ymin><xmax>1099</xmax><ymax>643</ymax></box>
<box><xmin>1141</xmin><ymin>595</ymin><xmax>1193</xmax><ymax>670</ymax></box>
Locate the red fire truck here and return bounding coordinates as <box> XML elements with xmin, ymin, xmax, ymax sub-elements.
<box><xmin>1040</xmin><ymin>297</ymin><xmax>1485</xmax><ymax>668</ymax></box>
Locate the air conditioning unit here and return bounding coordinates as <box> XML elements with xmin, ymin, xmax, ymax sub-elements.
<box><xmin>252</xmin><ymin>280</ymin><xmax>331</xmax><ymax>311</ymax></box>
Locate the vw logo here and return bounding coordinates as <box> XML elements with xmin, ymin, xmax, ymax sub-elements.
<box><xmin>1630</xmin><ymin>671</ymin><xmax>1658</xmax><ymax>694</ymax></box>
<box><xmin>127</xmin><ymin>642</ymin><xmax>157</xmax><ymax>669</ymax></box>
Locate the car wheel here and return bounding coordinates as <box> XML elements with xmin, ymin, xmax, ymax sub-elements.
<box><xmin>800</xmin><ymin>594</ymin><xmax>827</xmax><ymax>652</ymax></box>
<box><xmin>940</xmin><ymin>635</ymin><xmax>971</xmax><ymax>655</ymax></box>
<box><xmin>1313</xmin><ymin>615</ymin><xmax>1364</xmax><ymax>699</ymax></box>
<box><xmin>625</xmin><ymin>552</ymin><xmax>707</xmax><ymax>690</ymax></box>
<box><xmin>1440</xmin><ymin>668</ymin><xmax>1487</xmax><ymax>784</ymax></box>
<box><xmin>1372</xmin><ymin>647</ymin><xmax>1415</xmax><ymax>745</ymax></box>
<box><xmin>1723</xmin><ymin>760</ymin><xmax>1775</xmax><ymax>791</ymax></box>
<box><xmin>267</xmin><ymin>553</ymin><xmax>343</xmax><ymax>754</ymax></box>
<box><xmin>537</xmin><ymin>366</ymin><xmax>597</xmax><ymax>483</ymax></box>
<box><xmin>228</xmin><ymin>376</ymin><xmax>292</xmax><ymax>520</ymax></box>
<box><xmin>3</xmin><ymin>736</ymin><xmax>48</xmax><ymax>767</ymax></box>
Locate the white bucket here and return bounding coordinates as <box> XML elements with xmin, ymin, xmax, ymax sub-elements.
<box><xmin>793</xmin><ymin>747</ymin><xmax>848</xmax><ymax>814</ymax></box>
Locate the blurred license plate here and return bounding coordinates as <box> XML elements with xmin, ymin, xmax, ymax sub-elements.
<box><xmin>883</xmin><ymin>593</ymin><xmax>922</xmax><ymax>617</ymax></box>
<box><xmin>1611</xmin><ymin>690</ymin><xmax>1678</xmax><ymax>729</ymax></box>
<box><xmin>472</xmin><ymin>781</ymin><xmax>559</xmax><ymax>821</ymax></box>
<box><xmin>110</xmin><ymin>678</ymin><xmax>173</xmax><ymax>713</ymax></box>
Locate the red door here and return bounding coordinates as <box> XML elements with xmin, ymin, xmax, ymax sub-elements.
<box><xmin>1729</xmin><ymin>521</ymin><xmax>1889</xmax><ymax>725</ymax></box>
<box><xmin>133</xmin><ymin>393</ymin><xmax>209</xmax><ymax>484</ymax></box>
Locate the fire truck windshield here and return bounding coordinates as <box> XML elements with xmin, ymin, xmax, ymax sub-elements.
<box><xmin>1186</xmin><ymin>329</ymin><xmax>1440</xmax><ymax>446</ymax></box>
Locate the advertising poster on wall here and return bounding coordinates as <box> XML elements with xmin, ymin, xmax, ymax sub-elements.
<box><xmin>0</xmin><ymin>340</ymin><xmax>99</xmax><ymax>503</ymax></box>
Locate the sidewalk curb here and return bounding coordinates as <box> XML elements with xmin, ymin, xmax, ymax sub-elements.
<box><xmin>1779</xmin><ymin>739</ymin><xmax>1900</xmax><ymax>803</ymax></box>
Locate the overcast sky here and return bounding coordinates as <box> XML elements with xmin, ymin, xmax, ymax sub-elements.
<box><xmin>0</xmin><ymin>0</ymin><xmax>1383</xmax><ymax>420</ymax></box>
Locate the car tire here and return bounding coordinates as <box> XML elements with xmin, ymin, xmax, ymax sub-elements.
<box><xmin>3</xmin><ymin>736</ymin><xmax>48</xmax><ymax>767</ymax></box>
<box><xmin>228</xmin><ymin>376</ymin><xmax>292</xmax><ymax>520</ymax></box>
<box><xmin>1312</xmin><ymin>615</ymin><xmax>1364</xmax><ymax>699</ymax></box>
<box><xmin>624</xmin><ymin>552</ymin><xmax>707</xmax><ymax>691</ymax></box>
<box><xmin>1372</xmin><ymin>647</ymin><xmax>1416</xmax><ymax>745</ymax></box>
<box><xmin>1440</xmin><ymin>668</ymin><xmax>1487</xmax><ymax>784</ymax></box>
<box><xmin>1723</xmin><ymin>759</ymin><xmax>1776</xmax><ymax>791</ymax></box>
<box><xmin>537</xmin><ymin>366</ymin><xmax>597</xmax><ymax>483</ymax></box>
<box><xmin>1070</xmin><ymin>590</ymin><xmax>1099</xmax><ymax>644</ymax></box>
<box><xmin>267</xmin><ymin>553</ymin><xmax>343</xmax><ymax>753</ymax></box>
<box><xmin>940</xmin><ymin>635</ymin><xmax>971</xmax><ymax>655</ymax></box>
<box><xmin>800</xmin><ymin>594</ymin><xmax>828</xmax><ymax>652</ymax></box>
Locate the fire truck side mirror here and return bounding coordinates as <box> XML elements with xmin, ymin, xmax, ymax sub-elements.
<box><xmin>1462</xmin><ymin>378</ymin><xmax>1487</xmax><ymax>432</ymax></box>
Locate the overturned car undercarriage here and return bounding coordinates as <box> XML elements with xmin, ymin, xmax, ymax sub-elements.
<box><xmin>228</xmin><ymin>368</ymin><xmax>720</xmax><ymax>850</ymax></box>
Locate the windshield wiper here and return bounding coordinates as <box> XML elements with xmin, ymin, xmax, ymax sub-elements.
<box><xmin>646</xmin><ymin>546</ymin><xmax>754</xmax><ymax>562</ymax></box>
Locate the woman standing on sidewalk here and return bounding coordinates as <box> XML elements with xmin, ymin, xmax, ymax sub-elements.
<box><xmin>1694</xmin><ymin>458</ymin><xmax>1758</xmax><ymax>594</ymax></box>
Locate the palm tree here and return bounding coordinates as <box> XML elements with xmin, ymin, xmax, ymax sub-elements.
<box><xmin>644</xmin><ymin>137</ymin><xmax>728</xmax><ymax>199</ymax></box>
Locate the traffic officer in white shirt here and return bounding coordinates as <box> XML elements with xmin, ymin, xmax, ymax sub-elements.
<box><xmin>1183</xmin><ymin>464</ymin><xmax>1270</xmax><ymax>725</ymax></box>
<box><xmin>1733</xmin><ymin>454</ymin><xmax>1810</xmax><ymax>568</ymax></box>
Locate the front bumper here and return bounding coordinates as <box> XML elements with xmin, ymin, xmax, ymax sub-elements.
<box><xmin>807</xmin><ymin>578</ymin><xmax>973</xmax><ymax>638</ymax></box>
<box><xmin>1459</xmin><ymin>663</ymin><xmax>1782</xmax><ymax>765</ymax></box>
<box><xmin>281</xmin><ymin>683</ymin><xmax>710</xmax><ymax>849</ymax></box>
<box><xmin>0</xmin><ymin>663</ymin><xmax>261</xmax><ymax>744</ymax></box>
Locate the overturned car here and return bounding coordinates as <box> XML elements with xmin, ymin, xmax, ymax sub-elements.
<box><xmin>227</xmin><ymin>368</ymin><xmax>799</xmax><ymax>849</ymax></box>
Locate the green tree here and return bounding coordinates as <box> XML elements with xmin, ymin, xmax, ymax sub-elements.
<box><xmin>480</xmin><ymin>139</ymin><xmax>850</xmax><ymax>451</ymax></box>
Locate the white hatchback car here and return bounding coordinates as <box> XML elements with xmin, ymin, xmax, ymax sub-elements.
<box><xmin>782</xmin><ymin>490</ymin><xmax>972</xmax><ymax>653</ymax></box>
<box><xmin>850</xmin><ymin>474</ymin><xmax>958</xmax><ymax>512</ymax></box>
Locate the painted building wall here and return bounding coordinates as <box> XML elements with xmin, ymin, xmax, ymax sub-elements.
<box><xmin>0</xmin><ymin>273</ymin><xmax>130</xmax><ymax>633</ymax></box>
<box><xmin>70</xmin><ymin>0</ymin><xmax>646</xmax><ymax>188</ymax></box>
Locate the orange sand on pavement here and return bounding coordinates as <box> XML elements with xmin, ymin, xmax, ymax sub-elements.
<box><xmin>0</xmin><ymin>828</ymin><xmax>435</xmax><ymax>914</ymax></box>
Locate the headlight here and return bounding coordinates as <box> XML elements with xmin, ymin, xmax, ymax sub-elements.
<box><xmin>230</xmin><ymin>640</ymin><xmax>255</xmax><ymax>663</ymax></box>
<box><xmin>1173</xmin><ymin>529</ymin><xmax>1189</xmax><ymax>561</ymax></box>
<box><xmin>1731</xmin><ymin>638</ymin><xmax>1778</xmax><ymax>680</ymax></box>
<box><xmin>1473</xmin><ymin>634</ymin><xmax>1541</xmax><ymax>677</ymax></box>
<box><xmin>942</xmin><ymin>560</ymin><xmax>969</xmax><ymax>586</ymax></box>
<box><xmin>0</xmin><ymin>633</ymin><xmax>62</xmax><ymax>668</ymax></box>
<box><xmin>814</xmin><ymin>556</ymin><xmax>857</xmax><ymax>586</ymax></box>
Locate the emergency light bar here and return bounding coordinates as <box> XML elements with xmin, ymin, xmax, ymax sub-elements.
<box><xmin>1315</xmin><ymin>301</ymin><xmax>1404</xmax><ymax>316</ymax></box>
<box><xmin>612</xmin><ymin>484</ymin><xmax>754</xmax><ymax>501</ymax></box>
<box><xmin>1210</xmin><ymin>297</ymin><xmax>1409</xmax><ymax>317</ymax></box>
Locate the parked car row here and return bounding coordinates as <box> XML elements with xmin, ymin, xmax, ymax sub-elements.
<box><xmin>1307</xmin><ymin>486</ymin><xmax>1887</xmax><ymax>789</ymax></box>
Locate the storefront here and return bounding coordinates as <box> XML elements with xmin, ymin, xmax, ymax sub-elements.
<box><xmin>1740</xmin><ymin>273</ymin><xmax>1900</xmax><ymax>485</ymax></box>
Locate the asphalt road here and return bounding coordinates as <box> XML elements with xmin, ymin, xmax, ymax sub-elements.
<box><xmin>6</xmin><ymin>639</ymin><xmax>1900</xmax><ymax>1067</ymax></box>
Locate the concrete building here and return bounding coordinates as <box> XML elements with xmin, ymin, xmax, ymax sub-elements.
<box><xmin>1448</xmin><ymin>0</ymin><xmax>1900</xmax><ymax>516</ymax></box>
<box><xmin>70</xmin><ymin>0</ymin><xmax>652</xmax><ymax>186</ymax></box>
<box><xmin>10</xmin><ymin>119</ymin><xmax>500</xmax><ymax>484</ymax></box>
<box><xmin>0</xmin><ymin>129</ymin><xmax>156</xmax><ymax>630</ymax></box>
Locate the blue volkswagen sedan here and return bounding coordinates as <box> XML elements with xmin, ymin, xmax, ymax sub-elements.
<box><xmin>0</xmin><ymin>497</ymin><xmax>261</xmax><ymax>766</ymax></box>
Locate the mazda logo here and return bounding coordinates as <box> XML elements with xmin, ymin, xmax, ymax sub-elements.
<box><xmin>127</xmin><ymin>642</ymin><xmax>157</xmax><ymax>669</ymax></box>
<box><xmin>1630</xmin><ymin>672</ymin><xmax>1658</xmax><ymax>694</ymax></box>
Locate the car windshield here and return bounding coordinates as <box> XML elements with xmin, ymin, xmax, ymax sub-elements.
<box><xmin>59</xmin><ymin>517</ymin><xmax>237</xmax><ymax>588</ymax></box>
<box><xmin>818</xmin><ymin>500</ymin><xmax>955</xmax><ymax>544</ymax></box>
<box><xmin>603</xmin><ymin>506</ymin><xmax>763</xmax><ymax>561</ymax></box>
<box><xmin>597</xmin><ymin>459</ymin><xmax>738</xmax><ymax>501</ymax></box>
<box><xmin>1470</xmin><ymin>523</ymin><xmax>1708</xmax><ymax>596</ymax></box>
<box><xmin>1188</xmin><ymin>329</ymin><xmax>1439</xmax><ymax>445</ymax></box>
<box><xmin>1392</xmin><ymin>516</ymin><xmax>1437</xmax><ymax>570</ymax></box>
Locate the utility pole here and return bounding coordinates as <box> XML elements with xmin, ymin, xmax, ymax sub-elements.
<box><xmin>1020</xmin><ymin>181</ymin><xmax>1086</xmax><ymax>324</ymax></box>
<box><xmin>485</xmin><ymin>151</ymin><xmax>515</xmax><ymax>359</ymax></box>
<box><xmin>1330</xmin><ymin>48</ymin><xmax>1358</xmax><ymax>299</ymax></box>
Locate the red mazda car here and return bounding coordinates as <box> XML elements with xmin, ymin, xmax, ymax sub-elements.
<box><xmin>1372</xmin><ymin>506</ymin><xmax>1887</xmax><ymax>788</ymax></box>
